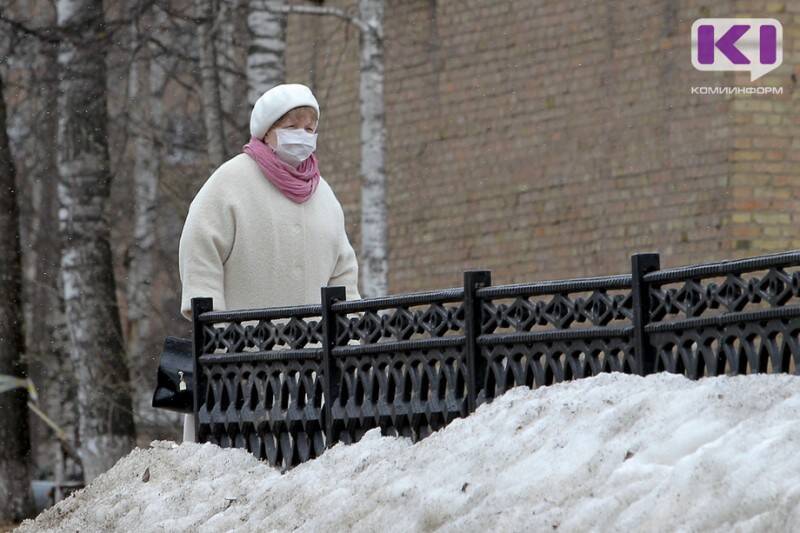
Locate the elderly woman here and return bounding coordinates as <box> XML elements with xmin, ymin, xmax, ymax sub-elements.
<box><xmin>178</xmin><ymin>83</ymin><xmax>361</xmax><ymax>442</ymax></box>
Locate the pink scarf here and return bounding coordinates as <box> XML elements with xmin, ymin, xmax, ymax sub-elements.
<box><xmin>242</xmin><ymin>136</ymin><xmax>320</xmax><ymax>203</ymax></box>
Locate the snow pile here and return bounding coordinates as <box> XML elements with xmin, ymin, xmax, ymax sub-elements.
<box><xmin>17</xmin><ymin>373</ymin><xmax>800</xmax><ymax>532</ymax></box>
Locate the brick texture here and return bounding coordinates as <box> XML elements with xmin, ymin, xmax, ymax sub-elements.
<box><xmin>285</xmin><ymin>0</ymin><xmax>800</xmax><ymax>294</ymax></box>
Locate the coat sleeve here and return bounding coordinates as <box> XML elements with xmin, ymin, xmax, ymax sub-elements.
<box><xmin>328</xmin><ymin>207</ymin><xmax>361</xmax><ymax>302</ymax></box>
<box><xmin>178</xmin><ymin>179</ymin><xmax>236</xmax><ymax>321</ymax></box>
<box><xmin>329</xmin><ymin>215</ymin><xmax>363</xmax><ymax>347</ymax></box>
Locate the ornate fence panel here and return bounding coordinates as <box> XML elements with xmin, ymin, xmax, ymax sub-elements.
<box><xmin>328</xmin><ymin>287</ymin><xmax>467</xmax><ymax>444</ymax></box>
<box><xmin>188</xmin><ymin>251</ymin><xmax>800</xmax><ymax>468</ymax></box>
<box><xmin>643</xmin><ymin>252</ymin><xmax>800</xmax><ymax>378</ymax></box>
<box><xmin>474</xmin><ymin>273</ymin><xmax>636</xmax><ymax>406</ymax></box>
<box><xmin>191</xmin><ymin>300</ymin><xmax>327</xmax><ymax>470</ymax></box>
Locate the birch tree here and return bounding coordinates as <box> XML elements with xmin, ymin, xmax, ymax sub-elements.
<box><xmin>0</xmin><ymin>69</ymin><xmax>36</xmax><ymax>524</ymax></box>
<box><xmin>19</xmin><ymin>34</ymin><xmax>83</xmax><ymax>489</ymax></box>
<box><xmin>126</xmin><ymin>6</ymin><xmax>167</xmax><ymax>423</ymax></box>
<box><xmin>356</xmin><ymin>0</ymin><xmax>387</xmax><ymax>298</ymax></box>
<box><xmin>247</xmin><ymin>0</ymin><xmax>287</xmax><ymax>104</ymax></box>
<box><xmin>195</xmin><ymin>0</ymin><xmax>226</xmax><ymax>169</ymax></box>
<box><xmin>215</xmin><ymin>0</ymin><xmax>250</xmax><ymax>152</ymax></box>
<box><xmin>56</xmin><ymin>0</ymin><xmax>136</xmax><ymax>481</ymax></box>
<box><xmin>274</xmin><ymin>0</ymin><xmax>387</xmax><ymax>297</ymax></box>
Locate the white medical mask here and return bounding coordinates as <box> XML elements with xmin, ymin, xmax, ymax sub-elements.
<box><xmin>274</xmin><ymin>128</ymin><xmax>317</xmax><ymax>166</ymax></box>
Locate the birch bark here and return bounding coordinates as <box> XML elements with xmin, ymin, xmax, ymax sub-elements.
<box><xmin>247</xmin><ymin>0</ymin><xmax>287</xmax><ymax>104</ymax></box>
<box><xmin>357</xmin><ymin>0</ymin><xmax>387</xmax><ymax>298</ymax></box>
<box><xmin>19</xmin><ymin>36</ymin><xmax>82</xmax><ymax>487</ymax></box>
<box><xmin>276</xmin><ymin>1</ymin><xmax>388</xmax><ymax>297</ymax></box>
<box><xmin>56</xmin><ymin>0</ymin><xmax>136</xmax><ymax>481</ymax></box>
<box><xmin>126</xmin><ymin>7</ymin><xmax>166</xmax><ymax>426</ymax></box>
<box><xmin>216</xmin><ymin>0</ymin><xmax>250</xmax><ymax>151</ymax></box>
<box><xmin>195</xmin><ymin>0</ymin><xmax>226</xmax><ymax>169</ymax></box>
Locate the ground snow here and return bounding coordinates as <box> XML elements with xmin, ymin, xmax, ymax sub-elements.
<box><xmin>17</xmin><ymin>372</ymin><xmax>800</xmax><ymax>532</ymax></box>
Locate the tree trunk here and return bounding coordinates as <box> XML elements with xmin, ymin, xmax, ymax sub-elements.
<box><xmin>217</xmin><ymin>0</ymin><xmax>250</xmax><ymax>151</ymax></box>
<box><xmin>247</xmin><ymin>0</ymin><xmax>287</xmax><ymax>105</ymax></box>
<box><xmin>277</xmin><ymin>1</ymin><xmax>388</xmax><ymax>297</ymax></box>
<box><xmin>0</xmin><ymin>70</ymin><xmax>36</xmax><ymax>524</ymax></box>
<box><xmin>19</xmin><ymin>36</ymin><xmax>83</xmax><ymax>487</ymax></box>
<box><xmin>196</xmin><ymin>0</ymin><xmax>227</xmax><ymax>169</ymax></box>
<box><xmin>358</xmin><ymin>0</ymin><xmax>388</xmax><ymax>297</ymax></box>
<box><xmin>56</xmin><ymin>0</ymin><xmax>136</xmax><ymax>481</ymax></box>
<box><xmin>126</xmin><ymin>8</ymin><xmax>165</xmax><ymax>429</ymax></box>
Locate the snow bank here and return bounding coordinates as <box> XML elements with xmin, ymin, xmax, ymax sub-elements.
<box><xmin>17</xmin><ymin>373</ymin><xmax>800</xmax><ymax>532</ymax></box>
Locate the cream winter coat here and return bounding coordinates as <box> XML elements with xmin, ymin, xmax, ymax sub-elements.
<box><xmin>178</xmin><ymin>153</ymin><xmax>361</xmax><ymax>443</ymax></box>
<box><xmin>178</xmin><ymin>153</ymin><xmax>361</xmax><ymax>320</ymax></box>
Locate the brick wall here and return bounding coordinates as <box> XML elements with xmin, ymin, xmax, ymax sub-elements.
<box><xmin>285</xmin><ymin>0</ymin><xmax>800</xmax><ymax>294</ymax></box>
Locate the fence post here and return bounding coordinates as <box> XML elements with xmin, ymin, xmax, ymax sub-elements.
<box><xmin>630</xmin><ymin>253</ymin><xmax>660</xmax><ymax>376</ymax></box>
<box><xmin>190</xmin><ymin>297</ymin><xmax>213</xmax><ymax>442</ymax></box>
<box><xmin>321</xmin><ymin>285</ymin><xmax>346</xmax><ymax>448</ymax></box>
<box><xmin>464</xmin><ymin>270</ymin><xmax>491</xmax><ymax>413</ymax></box>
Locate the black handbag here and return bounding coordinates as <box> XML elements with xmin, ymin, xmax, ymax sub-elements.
<box><xmin>152</xmin><ymin>336</ymin><xmax>194</xmax><ymax>413</ymax></box>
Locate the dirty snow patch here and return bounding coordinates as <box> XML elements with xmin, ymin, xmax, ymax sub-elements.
<box><xmin>16</xmin><ymin>372</ymin><xmax>800</xmax><ymax>532</ymax></box>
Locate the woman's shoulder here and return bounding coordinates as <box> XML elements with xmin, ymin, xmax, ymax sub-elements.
<box><xmin>194</xmin><ymin>154</ymin><xmax>259</xmax><ymax>198</ymax></box>
<box><xmin>208</xmin><ymin>154</ymin><xmax>259</xmax><ymax>184</ymax></box>
<box><xmin>314</xmin><ymin>177</ymin><xmax>345</xmax><ymax>211</ymax></box>
<box><xmin>316</xmin><ymin>175</ymin><xmax>334</xmax><ymax>194</ymax></box>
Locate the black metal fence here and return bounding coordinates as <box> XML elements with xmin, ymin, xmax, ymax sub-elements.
<box><xmin>190</xmin><ymin>251</ymin><xmax>800</xmax><ymax>469</ymax></box>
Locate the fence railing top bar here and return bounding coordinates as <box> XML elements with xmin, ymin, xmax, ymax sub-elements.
<box><xmin>645</xmin><ymin>303</ymin><xmax>800</xmax><ymax>334</ymax></box>
<box><xmin>330</xmin><ymin>287</ymin><xmax>464</xmax><ymax>313</ymax></box>
<box><xmin>643</xmin><ymin>250</ymin><xmax>800</xmax><ymax>284</ymax></box>
<box><xmin>198</xmin><ymin>304</ymin><xmax>323</xmax><ymax>324</ymax></box>
<box><xmin>198</xmin><ymin>348</ymin><xmax>323</xmax><ymax>364</ymax></box>
<box><xmin>477</xmin><ymin>274</ymin><xmax>632</xmax><ymax>299</ymax></box>
<box><xmin>331</xmin><ymin>336</ymin><xmax>465</xmax><ymax>357</ymax></box>
<box><xmin>477</xmin><ymin>325</ymin><xmax>633</xmax><ymax>345</ymax></box>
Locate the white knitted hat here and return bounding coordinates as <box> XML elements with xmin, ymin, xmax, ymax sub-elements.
<box><xmin>249</xmin><ymin>83</ymin><xmax>320</xmax><ymax>140</ymax></box>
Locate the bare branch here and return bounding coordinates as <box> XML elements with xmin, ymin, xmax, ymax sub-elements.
<box><xmin>0</xmin><ymin>0</ymin><xmax>159</xmax><ymax>46</ymax></box>
<box><xmin>271</xmin><ymin>4</ymin><xmax>369</xmax><ymax>34</ymax></box>
<box><xmin>0</xmin><ymin>13</ymin><xmax>63</xmax><ymax>44</ymax></box>
<box><xmin>146</xmin><ymin>35</ymin><xmax>199</xmax><ymax>64</ymax></box>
